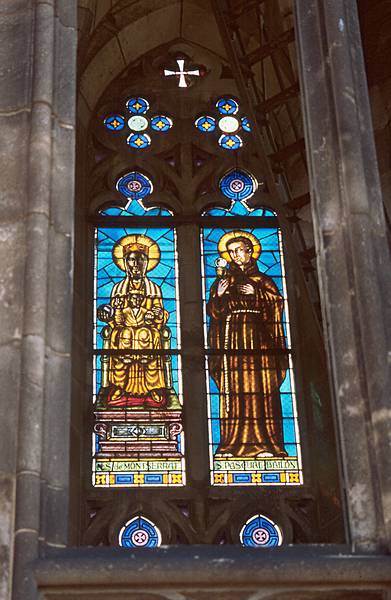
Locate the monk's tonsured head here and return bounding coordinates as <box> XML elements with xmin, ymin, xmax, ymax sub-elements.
<box><xmin>226</xmin><ymin>236</ymin><xmax>253</xmax><ymax>266</ymax></box>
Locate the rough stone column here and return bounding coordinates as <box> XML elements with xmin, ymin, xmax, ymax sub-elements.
<box><xmin>294</xmin><ymin>1</ymin><xmax>391</xmax><ymax>552</ymax></box>
<box><xmin>0</xmin><ymin>2</ymin><xmax>33</xmax><ymax>598</ymax></box>
<box><xmin>0</xmin><ymin>1</ymin><xmax>77</xmax><ymax>599</ymax></box>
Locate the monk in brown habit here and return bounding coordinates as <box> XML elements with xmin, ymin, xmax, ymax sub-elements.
<box><xmin>207</xmin><ymin>232</ymin><xmax>288</xmax><ymax>458</ymax></box>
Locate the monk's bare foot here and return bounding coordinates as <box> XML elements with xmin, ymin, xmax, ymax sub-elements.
<box><xmin>215</xmin><ymin>452</ymin><xmax>233</xmax><ymax>458</ymax></box>
<box><xmin>256</xmin><ymin>451</ymin><xmax>273</xmax><ymax>458</ymax></box>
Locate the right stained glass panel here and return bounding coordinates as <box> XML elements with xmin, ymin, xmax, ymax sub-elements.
<box><xmin>201</xmin><ymin>171</ymin><xmax>303</xmax><ymax>487</ymax></box>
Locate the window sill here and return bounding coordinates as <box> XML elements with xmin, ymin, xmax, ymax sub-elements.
<box><xmin>35</xmin><ymin>545</ymin><xmax>391</xmax><ymax>599</ymax></box>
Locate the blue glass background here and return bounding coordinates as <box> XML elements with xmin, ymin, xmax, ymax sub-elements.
<box><xmin>101</xmin><ymin>199</ymin><xmax>173</xmax><ymax>217</ymax></box>
<box><xmin>204</xmin><ymin>191</ymin><xmax>276</xmax><ymax>217</ymax></box>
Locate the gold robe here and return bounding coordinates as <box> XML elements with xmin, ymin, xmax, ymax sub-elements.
<box><xmin>207</xmin><ymin>260</ymin><xmax>288</xmax><ymax>457</ymax></box>
<box><xmin>108</xmin><ymin>276</ymin><xmax>168</xmax><ymax>398</ymax></box>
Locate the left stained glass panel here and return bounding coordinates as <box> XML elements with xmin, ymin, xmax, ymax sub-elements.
<box><xmin>93</xmin><ymin>225</ymin><xmax>185</xmax><ymax>487</ymax></box>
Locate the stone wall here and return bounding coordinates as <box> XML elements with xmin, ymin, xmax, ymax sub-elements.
<box><xmin>0</xmin><ymin>2</ymin><xmax>77</xmax><ymax>599</ymax></box>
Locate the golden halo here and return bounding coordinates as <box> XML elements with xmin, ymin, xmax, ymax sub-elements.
<box><xmin>217</xmin><ymin>230</ymin><xmax>262</xmax><ymax>263</ymax></box>
<box><xmin>112</xmin><ymin>234</ymin><xmax>160</xmax><ymax>272</ymax></box>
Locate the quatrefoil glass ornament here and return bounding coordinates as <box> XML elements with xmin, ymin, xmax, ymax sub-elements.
<box><xmin>104</xmin><ymin>97</ymin><xmax>173</xmax><ymax>149</ymax></box>
<box><xmin>194</xmin><ymin>97</ymin><xmax>251</xmax><ymax>150</ymax></box>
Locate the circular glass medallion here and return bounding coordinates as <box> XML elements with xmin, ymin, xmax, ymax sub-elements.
<box><xmin>240</xmin><ymin>514</ymin><xmax>283</xmax><ymax>548</ymax></box>
<box><xmin>116</xmin><ymin>171</ymin><xmax>153</xmax><ymax>200</ymax></box>
<box><xmin>218</xmin><ymin>134</ymin><xmax>243</xmax><ymax>151</ymax></box>
<box><xmin>127</xmin><ymin>115</ymin><xmax>149</xmax><ymax>132</ymax></box>
<box><xmin>126</xmin><ymin>97</ymin><xmax>150</xmax><ymax>114</ymax></box>
<box><xmin>218</xmin><ymin>115</ymin><xmax>240</xmax><ymax>133</ymax></box>
<box><xmin>219</xmin><ymin>169</ymin><xmax>257</xmax><ymax>202</ymax></box>
<box><xmin>241</xmin><ymin>116</ymin><xmax>251</xmax><ymax>132</ymax></box>
<box><xmin>104</xmin><ymin>114</ymin><xmax>125</xmax><ymax>131</ymax></box>
<box><xmin>195</xmin><ymin>115</ymin><xmax>216</xmax><ymax>133</ymax></box>
<box><xmin>216</xmin><ymin>97</ymin><xmax>239</xmax><ymax>115</ymax></box>
<box><xmin>127</xmin><ymin>133</ymin><xmax>151</xmax><ymax>149</ymax></box>
<box><xmin>150</xmin><ymin>115</ymin><xmax>173</xmax><ymax>132</ymax></box>
<box><xmin>119</xmin><ymin>516</ymin><xmax>162</xmax><ymax>548</ymax></box>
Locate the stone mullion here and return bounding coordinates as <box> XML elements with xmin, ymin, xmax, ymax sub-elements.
<box><xmin>294</xmin><ymin>0</ymin><xmax>391</xmax><ymax>552</ymax></box>
<box><xmin>176</xmin><ymin>223</ymin><xmax>210</xmax><ymax>491</ymax></box>
<box><xmin>40</xmin><ymin>0</ymin><xmax>77</xmax><ymax>553</ymax></box>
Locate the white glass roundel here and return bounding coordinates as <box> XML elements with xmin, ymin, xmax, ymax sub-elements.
<box><xmin>128</xmin><ymin>115</ymin><xmax>149</xmax><ymax>132</ymax></box>
<box><xmin>218</xmin><ymin>115</ymin><xmax>240</xmax><ymax>134</ymax></box>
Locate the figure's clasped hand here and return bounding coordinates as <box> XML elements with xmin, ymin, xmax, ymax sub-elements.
<box><xmin>238</xmin><ymin>283</ymin><xmax>255</xmax><ymax>295</ymax></box>
<box><xmin>97</xmin><ymin>304</ymin><xmax>114</xmax><ymax>322</ymax></box>
<box><xmin>144</xmin><ymin>311</ymin><xmax>155</xmax><ymax>324</ymax></box>
<box><xmin>217</xmin><ymin>278</ymin><xmax>229</xmax><ymax>297</ymax></box>
<box><xmin>112</xmin><ymin>295</ymin><xmax>126</xmax><ymax>309</ymax></box>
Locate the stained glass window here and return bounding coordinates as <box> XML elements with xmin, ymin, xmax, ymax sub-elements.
<box><xmin>195</xmin><ymin>115</ymin><xmax>216</xmax><ymax>133</ymax></box>
<box><xmin>206</xmin><ymin>169</ymin><xmax>275</xmax><ymax>217</ymax></box>
<box><xmin>218</xmin><ymin>134</ymin><xmax>243</xmax><ymax>150</ymax></box>
<box><xmin>201</xmin><ymin>169</ymin><xmax>302</xmax><ymax>487</ymax></box>
<box><xmin>216</xmin><ymin>97</ymin><xmax>239</xmax><ymax>114</ymax></box>
<box><xmin>93</xmin><ymin>172</ymin><xmax>185</xmax><ymax>488</ymax></box>
<box><xmin>195</xmin><ymin>97</ymin><xmax>251</xmax><ymax>150</ymax></box>
<box><xmin>104</xmin><ymin>97</ymin><xmax>173</xmax><ymax>149</ymax></box>
<box><xmin>119</xmin><ymin>515</ymin><xmax>162</xmax><ymax>547</ymax></box>
<box><xmin>240</xmin><ymin>514</ymin><xmax>283</xmax><ymax>547</ymax></box>
<box><xmin>101</xmin><ymin>171</ymin><xmax>172</xmax><ymax>217</ymax></box>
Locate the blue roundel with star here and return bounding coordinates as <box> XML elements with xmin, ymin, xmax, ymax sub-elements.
<box><xmin>127</xmin><ymin>133</ymin><xmax>151</xmax><ymax>149</ymax></box>
<box><xmin>150</xmin><ymin>115</ymin><xmax>173</xmax><ymax>132</ymax></box>
<box><xmin>241</xmin><ymin>116</ymin><xmax>251</xmax><ymax>132</ymax></box>
<box><xmin>219</xmin><ymin>169</ymin><xmax>257</xmax><ymax>202</ymax></box>
<box><xmin>126</xmin><ymin>97</ymin><xmax>150</xmax><ymax>114</ymax></box>
<box><xmin>119</xmin><ymin>516</ymin><xmax>162</xmax><ymax>548</ymax></box>
<box><xmin>216</xmin><ymin>97</ymin><xmax>239</xmax><ymax>115</ymax></box>
<box><xmin>240</xmin><ymin>514</ymin><xmax>283</xmax><ymax>548</ymax></box>
<box><xmin>195</xmin><ymin>115</ymin><xmax>216</xmax><ymax>133</ymax></box>
<box><xmin>104</xmin><ymin>114</ymin><xmax>125</xmax><ymax>131</ymax></box>
<box><xmin>218</xmin><ymin>134</ymin><xmax>243</xmax><ymax>151</ymax></box>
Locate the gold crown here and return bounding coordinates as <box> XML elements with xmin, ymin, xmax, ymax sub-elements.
<box><xmin>112</xmin><ymin>234</ymin><xmax>160</xmax><ymax>272</ymax></box>
<box><xmin>123</xmin><ymin>242</ymin><xmax>149</xmax><ymax>256</ymax></box>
